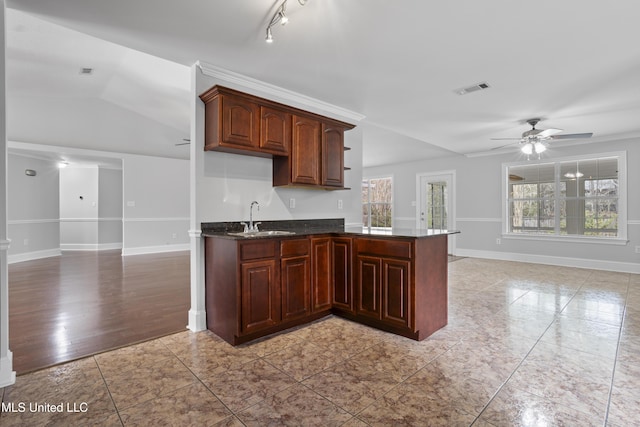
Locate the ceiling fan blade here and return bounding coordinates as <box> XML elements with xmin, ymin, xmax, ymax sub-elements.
<box><xmin>490</xmin><ymin>137</ymin><xmax>521</xmax><ymax>140</ymax></box>
<box><xmin>549</xmin><ymin>132</ymin><xmax>593</xmax><ymax>140</ymax></box>
<box><xmin>491</xmin><ymin>141</ymin><xmax>520</xmax><ymax>150</ymax></box>
<box><xmin>537</xmin><ymin>128</ymin><xmax>563</xmax><ymax>138</ymax></box>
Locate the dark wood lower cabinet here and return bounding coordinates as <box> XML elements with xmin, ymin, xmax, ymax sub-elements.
<box><xmin>356</xmin><ymin>255</ymin><xmax>382</xmax><ymax>320</ymax></box>
<box><xmin>381</xmin><ymin>258</ymin><xmax>411</xmax><ymax>329</ymax></box>
<box><xmin>205</xmin><ymin>233</ymin><xmax>447</xmax><ymax>345</ymax></box>
<box><xmin>331</xmin><ymin>237</ymin><xmax>354</xmax><ymax>313</ymax></box>
<box><xmin>241</xmin><ymin>259</ymin><xmax>280</xmax><ymax>334</ymax></box>
<box><xmin>311</xmin><ymin>238</ymin><xmax>332</xmax><ymax>313</ymax></box>
<box><xmin>281</xmin><ymin>256</ymin><xmax>310</xmax><ymax>321</ymax></box>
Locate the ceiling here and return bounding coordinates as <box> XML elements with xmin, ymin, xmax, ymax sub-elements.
<box><xmin>5</xmin><ymin>0</ymin><xmax>640</xmax><ymax>167</ymax></box>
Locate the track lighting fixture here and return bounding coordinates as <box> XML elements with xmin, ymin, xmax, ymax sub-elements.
<box><xmin>265</xmin><ymin>0</ymin><xmax>309</xmax><ymax>43</ymax></box>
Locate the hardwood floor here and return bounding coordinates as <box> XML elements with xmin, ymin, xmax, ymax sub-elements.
<box><xmin>8</xmin><ymin>250</ymin><xmax>190</xmax><ymax>375</ymax></box>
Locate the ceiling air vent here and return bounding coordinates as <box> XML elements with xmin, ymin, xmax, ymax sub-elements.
<box><xmin>454</xmin><ymin>82</ymin><xmax>490</xmax><ymax>95</ymax></box>
<box><xmin>79</xmin><ymin>67</ymin><xmax>94</xmax><ymax>75</ymax></box>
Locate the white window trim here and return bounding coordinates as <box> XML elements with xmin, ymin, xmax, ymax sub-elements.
<box><xmin>362</xmin><ymin>175</ymin><xmax>394</xmax><ymax>229</ymax></box>
<box><xmin>501</xmin><ymin>151</ymin><xmax>628</xmax><ymax>244</ymax></box>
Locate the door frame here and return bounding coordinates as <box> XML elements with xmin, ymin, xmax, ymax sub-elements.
<box><xmin>416</xmin><ymin>170</ymin><xmax>456</xmax><ymax>255</ymax></box>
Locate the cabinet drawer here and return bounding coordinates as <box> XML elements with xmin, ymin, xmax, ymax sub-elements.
<box><xmin>281</xmin><ymin>238</ymin><xmax>310</xmax><ymax>257</ymax></box>
<box><xmin>240</xmin><ymin>240</ymin><xmax>277</xmax><ymax>261</ymax></box>
<box><xmin>356</xmin><ymin>238</ymin><xmax>412</xmax><ymax>259</ymax></box>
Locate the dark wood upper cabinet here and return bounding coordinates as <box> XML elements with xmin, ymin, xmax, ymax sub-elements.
<box><xmin>260</xmin><ymin>106</ymin><xmax>290</xmax><ymax>155</ymax></box>
<box><xmin>322</xmin><ymin>125</ymin><xmax>345</xmax><ymax>187</ymax></box>
<box><xmin>290</xmin><ymin>115</ymin><xmax>321</xmax><ymax>185</ymax></box>
<box><xmin>200</xmin><ymin>85</ymin><xmax>354</xmax><ymax>189</ymax></box>
<box><xmin>221</xmin><ymin>95</ymin><xmax>259</xmax><ymax>149</ymax></box>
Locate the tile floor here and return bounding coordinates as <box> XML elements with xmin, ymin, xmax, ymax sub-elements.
<box><xmin>1</xmin><ymin>258</ymin><xmax>639</xmax><ymax>426</ymax></box>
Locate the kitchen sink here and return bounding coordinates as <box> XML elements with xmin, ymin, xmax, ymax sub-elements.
<box><xmin>227</xmin><ymin>230</ymin><xmax>296</xmax><ymax>237</ymax></box>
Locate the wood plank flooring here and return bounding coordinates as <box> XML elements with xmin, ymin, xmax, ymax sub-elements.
<box><xmin>8</xmin><ymin>250</ymin><xmax>190</xmax><ymax>375</ymax></box>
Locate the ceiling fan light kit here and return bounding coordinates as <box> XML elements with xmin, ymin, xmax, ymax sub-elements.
<box><xmin>491</xmin><ymin>118</ymin><xmax>593</xmax><ymax>158</ymax></box>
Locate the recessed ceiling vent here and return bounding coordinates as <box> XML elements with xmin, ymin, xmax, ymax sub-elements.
<box><xmin>454</xmin><ymin>82</ymin><xmax>490</xmax><ymax>95</ymax></box>
<box><xmin>80</xmin><ymin>67</ymin><xmax>93</xmax><ymax>75</ymax></box>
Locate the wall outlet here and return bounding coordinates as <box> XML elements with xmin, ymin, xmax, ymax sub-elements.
<box><xmin>411</xmin><ymin>201</ymin><xmax>417</xmax><ymax>207</ymax></box>
<box><xmin>496</xmin><ymin>238</ymin><xmax>501</xmax><ymax>245</ymax></box>
<box><xmin>337</xmin><ymin>199</ymin><xmax>343</xmax><ymax>210</ymax></box>
<box><xmin>289</xmin><ymin>198</ymin><xmax>296</xmax><ymax>209</ymax></box>
<box><xmin>636</xmin><ymin>246</ymin><xmax>640</xmax><ymax>254</ymax></box>
<box><xmin>172</xmin><ymin>233</ymin><xmax>177</xmax><ymax>239</ymax></box>
<box><xmin>126</xmin><ymin>201</ymin><xmax>136</xmax><ymax>207</ymax></box>
<box><xmin>23</xmin><ymin>239</ymin><xmax>29</xmax><ymax>246</ymax></box>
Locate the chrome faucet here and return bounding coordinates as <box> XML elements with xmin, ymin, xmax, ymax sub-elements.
<box><xmin>242</xmin><ymin>201</ymin><xmax>261</xmax><ymax>232</ymax></box>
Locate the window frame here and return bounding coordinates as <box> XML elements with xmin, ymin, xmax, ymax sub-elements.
<box><xmin>362</xmin><ymin>175</ymin><xmax>393</xmax><ymax>230</ymax></box>
<box><xmin>501</xmin><ymin>151</ymin><xmax>627</xmax><ymax>245</ymax></box>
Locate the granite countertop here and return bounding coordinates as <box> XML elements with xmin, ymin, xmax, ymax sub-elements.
<box><xmin>201</xmin><ymin>219</ymin><xmax>459</xmax><ymax>240</ymax></box>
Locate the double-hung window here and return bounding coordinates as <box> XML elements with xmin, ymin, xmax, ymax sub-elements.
<box><xmin>362</xmin><ymin>177</ymin><xmax>393</xmax><ymax>230</ymax></box>
<box><xmin>504</xmin><ymin>152</ymin><xmax>626</xmax><ymax>242</ymax></box>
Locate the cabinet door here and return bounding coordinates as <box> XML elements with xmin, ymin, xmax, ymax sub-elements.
<box><xmin>311</xmin><ymin>238</ymin><xmax>332</xmax><ymax>313</ymax></box>
<box><xmin>260</xmin><ymin>106</ymin><xmax>290</xmax><ymax>155</ymax></box>
<box><xmin>331</xmin><ymin>238</ymin><xmax>353</xmax><ymax>313</ymax></box>
<box><xmin>221</xmin><ymin>95</ymin><xmax>259</xmax><ymax>149</ymax></box>
<box><xmin>291</xmin><ymin>115</ymin><xmax>321</xmax><ymax>185</ymax></box>
<box><xmin>321</xmin><ymin>125</ymin><xmax>345</xmax><ymax>187</ymax></box>
<box><xmin>241</xmin><ymin>259</ymin><xmax>280</xmax><ymax>334</ymax></box>
<box><xmin>382</xmin><ymin>259</ymin><xmax>411</xmax><ymax>328</ymax></box>
<box><xmin>281</xmin><ymin>256</ymin><xmax>310</xmax><ymax>321</ymax></box>
<box><xmin>355</xmin><ymin>255</ymin><xmax>382</xmax><ymax>320</ymax></box>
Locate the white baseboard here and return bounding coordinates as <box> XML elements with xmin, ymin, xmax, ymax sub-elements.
<box><xmin>455</xmin><ymin>248</ymin><xmax>640</xmax><ymax>274</ymax></box>
<box><xmin>60</xmin><ymin>243</ymin><xmax>123</xmax><ymax>251</ymax></box>
<box><xmin>8</xmin><ymin>249</ymin><xmax>62</xmax><ymax>264</ymax></box>
<box><xmin>121</xmin><ymin>244</ymin><xmax>190</xmax><ymax>256</ymax></box>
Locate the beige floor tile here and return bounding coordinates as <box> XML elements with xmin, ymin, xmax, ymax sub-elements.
<box><xmin>95</xmin><ymin>338</ymin><xmax>175</xmax><ymax>378</ymax></box>
<box><xmin>302</xmin><ymin>359</ymin><xmax>400</xmax><ymax>413</ymax></box>
<box><xmin>607</xmin><ymin>361</ymin><xmax>640</xmax><ymax>426</ymax></box>
<box><xmin>402</xmin><ymin>364</ymin><xmax>500</xmax><ymax>416</ymax></box>
<box><xmin>236</xmin><ymin>383</ymin><xmax>352</xmax><ymax>427</ymax></box>
<box><xmin>0</xmin><ymin>357</ymin><xmax>119</xmax><ymax>426</ymax></box>
<box><xmin>357</xmin><ymin>382</ymin><xmax>477</xmax><ymax>426</ymax></box>
<box><xmin>201</xmin><ymin>358</ymin><xmax>297</xmax><ymax>412</ymax></box>
<box><xmin>540</xmin><ymin>317</ymin><xmax>620</xmax><ymax>360</ymax></box>
<box><xmin>118</xmin><ymin>382</ymin><xmax>232</xmax><ymax>426</ymax></box>
<box><xmin>263</xmin><ymin>340</ymin><xmax>346</xmax><ymax>381</ymax></box>
<box><xmin>507</xmin><ymin>342</ymin><xmax>613</xmax><ymax>419</ymax></box>
<box><xmin>103</xmin><ymin>356</ymin><xmax>198</xmax><ymax>410</ymax></box>
<box><xmin>477</xmin><ymin>383</ymin><xmax>603</xmax><ymax>426</ymax></box>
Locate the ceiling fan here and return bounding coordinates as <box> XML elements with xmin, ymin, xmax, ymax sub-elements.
<box><xmin>491</xmin><ymin>118</ymin><xmax>593</xmax><ymax>156</ymax></box>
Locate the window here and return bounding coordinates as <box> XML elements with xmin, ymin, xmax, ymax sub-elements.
<box><xmin>504</xmin><ymin>153</ymin><xmax>626</xmax><ymax>241</ymax></box>
<box><xmin>362</xmin><ymin>177</ymin><xmax>392</xmax><ymax>229</ymax></box>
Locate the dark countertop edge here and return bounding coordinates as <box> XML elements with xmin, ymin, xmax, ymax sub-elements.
<box><xmin>201</xmin><ymin>229</ymin><xmax>460</xmax><ymax>240</ymax></box>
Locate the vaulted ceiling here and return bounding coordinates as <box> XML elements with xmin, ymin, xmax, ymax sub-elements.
<box><xmin>6</xmin><ymin>0</ymin><xmax>640</xmax><ymax>167</ymax></box>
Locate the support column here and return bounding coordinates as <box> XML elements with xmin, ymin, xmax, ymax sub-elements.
<box><xmin>0</xmin><ymin>0</ymin><xmax>16</xmax><ymax>387</ymax></box>
<box><xmin>187</xmin><ymin>63</ymin><xmax>206</xmax><ymax>331</ymax></box>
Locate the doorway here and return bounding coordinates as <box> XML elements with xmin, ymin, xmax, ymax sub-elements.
<box><xmin>417</xmin><ymin>171</ymin><xmax>456</xmax><ymax>254</ymax></box>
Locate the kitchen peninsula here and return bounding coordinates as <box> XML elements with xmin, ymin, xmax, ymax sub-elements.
<box><xmin>202</xmin><ymin>219</ymin><xmax>458</xmax><ymax>345</ymax></box>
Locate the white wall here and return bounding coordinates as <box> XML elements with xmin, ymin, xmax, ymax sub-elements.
<box><xmin>7</xmin><ymin>153</ymin><xmax>60</xmax><ymax>262</ymax></box>
<box><xmin>59</xmin><ymin>165</ymin><xmax>124</xmax><ymax>251</ymax></box>
<box><xmin>365</xmin><ymin>138</ymin><xmax>640</xmax><ymax>273</ymax></box>
<box><xmin>122</xmin><ymin>153</ymin><xmax>189</xmax><ymax>255</ymax></box>
<box><xmin>60</xmin><ymin>166</ymin><xmax>99</xmax><ymax>249</ymax></box>
<box><xmin>98</xmin><ymin>167</ymin><xmax>123</xmax><ymax>246</ymax></box>
<box><xmin>7</xmin><ymin>141</ymin><xmax>189</xmax><ymax>258</ymax></box>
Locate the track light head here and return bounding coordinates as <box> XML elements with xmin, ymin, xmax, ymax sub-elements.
<box><xmin>265</xmin><ymin>27</ymin><xmax>274</xmax><ymax>43</ymax></box>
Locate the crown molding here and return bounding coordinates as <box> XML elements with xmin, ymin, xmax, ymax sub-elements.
<box><xmin>196</xmin><ymin>61</ymin><xmax>365</xmax><ymax>123</ymax></box>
